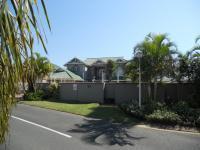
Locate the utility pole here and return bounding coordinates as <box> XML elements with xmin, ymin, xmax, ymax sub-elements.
<box><xmin>136</xmin><ymin>52</ymin><xmax>142</xmax><ymax>108</ymax></box>
<box><xmin>117</xmin><ymin>70</ymin><xmax>119</xmax><ymax>83</ymax></box>
<box><xmin>139</xmin><ymin>57</ymin><xmax>141</xmax><ymax>108</ymax></box>
<box><xmin>102</xmin><ymin>70</ymin><xmax>104</xmax><ymax>83</ymax></box>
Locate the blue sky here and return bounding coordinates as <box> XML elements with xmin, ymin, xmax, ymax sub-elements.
<box><xmin>36</xmin><ymin>0</ymin><xmax>200</xmax><ymax>66</ymax></box>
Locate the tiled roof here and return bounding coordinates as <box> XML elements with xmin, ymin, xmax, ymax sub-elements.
<box><xmin>50</xmin><ymin>64</ymin><xmax>83</xmax><ymax>81</ymax></box>
<box><xmin>52</xmin><ymin>64</ymin><xmax>65</xmax><ymax>72</ymax></box>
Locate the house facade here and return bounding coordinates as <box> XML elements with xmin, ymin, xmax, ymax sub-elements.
<box><xmin>64</xmin><ymin>57</ymin><xmax>127</xmax><ymax>81</ymax></box>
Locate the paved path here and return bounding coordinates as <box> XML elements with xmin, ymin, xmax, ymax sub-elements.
<box><xmin>0</xmin><ymin>104</ymin><xmax>200</xmax><ymax>150</ymax></box>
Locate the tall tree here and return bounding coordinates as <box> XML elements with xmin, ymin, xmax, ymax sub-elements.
<box><xmin>127</xmin><ymin>33</ymin><xmax>177</xmax><ymax>100</ymax></box>
<box><xmin>24</xmin><ymin>52</ymin><xmax>52</xmax><ymax>92</ymax></box>
<box><xmin>175</xmin><ymin>52</ymin><xmax>190</xmax><ymax>82</ymax></box>
<box><xmin>189</xmin><ymin>36</ymin><xmax>200</xmax><ymax>106</ymax></box>
<box><xmin>0</xmin><ymin>0</ymin><xmax>50</xmax><ymax>143</ymax></box>
<box><xmin>106</xmin><ymin>60</ymin><xmax>115</xmax><ymax>81</ymax></box>
<box><xmin>191</xmin><ymin>36</ymin><xmax>200</xmax><ymax>57</ymax></box>
<box><xmin>176</xmin><ymin>50</ymin><xmax>200</xmax><ymax>106</ymax></box>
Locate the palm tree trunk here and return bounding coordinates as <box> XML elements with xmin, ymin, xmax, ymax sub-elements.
<box><xmin>27</xmin><ymin>77</ymin><xmax>35</xmax><ymax>92</ymax></box>
<box><xmin>22</xmin><ymin>78</ymin><xmax>26</xmax><ymax>92</ymax></box>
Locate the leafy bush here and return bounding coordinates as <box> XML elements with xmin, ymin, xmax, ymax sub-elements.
<box><xmin>120</xmin><ymin>99</ymin><xmax>200</xmax><ymax>127</ymax></box>
<box><xmin>172</xmin><ymin>101</ymin><xmax>190</xmax><ymax>121</ymax></box>
<box><xmin>120</xmin><ymin>100</ymin><xmax>164</xmax><ymax>118</ymax></box>
<box><xmin>24</xmin><ymin>90</ymin><xmax>44</xmax><ymax>101</ymax></box>
<box><xmin>146</xmin><ymin>109</ymin><xmax>181</xmax><ymax>125</ymax></box>
<box><xmin>120</xmin><ymin>101</ymin><xmax>145</xmax><ymax>119</ymax></box>
<box><xmin>43</xmin><ymin>83</ymin><xmax>59</xmax><ymax>99</ymax></box>
<box><xmin>142</xmin><ymin>99</ymin><xmax>164</xmax><ymax>114</ymax></box>
<box><xmin>172</xmin><ymin>101</ymin><xmax>200</xmax><ymax>126</ymax></box>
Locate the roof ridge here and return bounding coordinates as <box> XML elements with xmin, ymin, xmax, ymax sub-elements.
<box><xmin>86</xmin><ymin>56</ymin><xmax>124</xmax><ymax>59</ymax></box>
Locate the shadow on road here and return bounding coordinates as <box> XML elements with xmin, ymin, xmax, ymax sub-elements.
<box><xmin>68</xmin><ymin>119</ymin><xmax>145</xmax><ymax>146</ymax></box>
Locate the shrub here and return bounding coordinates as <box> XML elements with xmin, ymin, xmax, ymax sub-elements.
<box><xmin>172</xmin><ymin>101</ymin><xmax>190</xmax><ymax>121</ymax></box>
<box><xmin>24</xmin><ymin>90</ymin><xmax>44</xmax><ymax>101</ymax></box>
<box><xmin>43</xmin><ymin>83</ymin><xmax>59</xmax><ymax>99</ymax></box>
<box><xmin>172</xmin><ymin>101</ymin><xmax>200</xmax><ymax>126</ymax></box>
<box><xmin>120</xmin><ymin>101</ymin><xmax>145</xmax><ymax>119</ymax></box>
<box><xmin>146</xmin><ymin>109</ymin><xmax>181</xmax><ymax>125</ymax></box>
<box><xmin>120</xmin><ymin>100</ymin><xmax>164</xmax><ymax>116</ymax></box>
<box><xmin>120</xmin><ymin>100</ymin><xmax>200</xmax><ymax>127</ymax></box>
<box><xmin>120</xmin><ymin>100</ymin><xmax>167</xmax><ymax>120</ymax></box>
<box><xmin>142</xmin><ymin>99</ymin><xmax>164</xmax><ymax>115</ymax></box>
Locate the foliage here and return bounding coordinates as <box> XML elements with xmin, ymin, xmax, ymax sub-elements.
<box><xmin>172</xmin><ymin>101</ymin><xmax>200</xmax><ymax>126</ymax></box>
<box><xmin>106</xmin><ymin>60</ymin><xmax>115</xmax><ymax>81</ymax></box>
<box><xmin>146</xmin><ymin>109</ymin><xmax>181</xmax><ymax>125</ymax></box>
<box><xmin>133</xmin><ymin>33</ymin><xmax>177</xmax><ymax>81</ymax></box>
<box><xmin>120</xmin><ymin>100</ymin><xmax>200</xmax><ymax>127</ymax></box>
<box><xmin>120</xmin><ymin>101</ymin><xmax>145</xmax><ymax>119</ymax></box>
<box><xmin>142</xmin><ymin>99</ymin><xmax>164</xmax><ymax>114</ymax></box>
<box><xmin>24</xmin><ymin>53</ymin><xmax>52</xmax><ymax>92</ymax></box>
<box><xmin>172</xmin><ymin>101</ymin><xmax>190</xmax><ymax>118</ymax></box>
<box><xmin>24</xmin><ymin>82</ymin><xmax>59</xmax><ymax>100</ymax></box>
<box><xmin>126</xmin><ymin>33</ymin><xmax>199</xmax><ymax>104</ymax></box>
<box><xmin>175</xmin><ymin>53</ymin><xmax>190</xmax><ymax>82</ymax></box>
<box><xmin>120</xmin><ymin>100</ymin><xmax>165</xmax><ymax>117</ymax></box>
<box><xmin>175</xmin><ymin>38</ymin><xmax>200</xmax><ymax>107</ymax></box>
<box><xmin>24</xmin><ymin>90</ymin><xmax>44</xmax><ymax>101</ymax></box>
<box><xmin>43</xmin><ymin>82</ymin><xmax>59</xmax><ymax>99</ymax></box>
<box><xmin>126</xmin><ymin>33</ymin><xmax>177</xmax><ymax>100</ymax></box>
<box><xmin>0</xmin><ymin>0</ymin><xmax>50</xmax><ymax>143</ymax></box>
<box><xmin>125</xmin><ymin>60</ymin><xmax>138</xmax><ymax>82</ymax></box>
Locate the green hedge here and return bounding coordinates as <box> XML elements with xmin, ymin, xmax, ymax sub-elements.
<box><xmin>146</xmin><ymin>109</ymin><xmax>181</xmax><ymax>125</ymax></box>
<box><xmin>120</xmin><ymin>101</ymin><xmax>145</xmax><ymax>119</ymax></box>
<box><xmin>172</xmin><ymin>101</ymin><xmax>200</xmax><ymax>127</ymax></box>
<box><xmin>119</xmin><ymin>100</ymin><xmax>200</xmax><ymax>127</ymax></box>
<box><xmin>24</xmin><ymin>90</ymin><xmax>44</xmax><ymax>101</ymax></box>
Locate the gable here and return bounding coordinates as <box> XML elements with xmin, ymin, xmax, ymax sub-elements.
<box><xmin>64</xmin><ymin>57</ymin><xmax>85</xmax><ymax>66</ymax></box>
<box><xmin>116</xmin><ymin>58</ymin><xmax>127</xmax><ymax>63</ymax></box>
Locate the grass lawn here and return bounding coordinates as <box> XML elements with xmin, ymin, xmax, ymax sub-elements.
<box><xmin>21</xmin><ymin>101</ymin><xmax>135</xmax><ymax>123</ymax></box>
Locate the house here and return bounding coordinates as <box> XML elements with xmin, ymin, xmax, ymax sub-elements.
<box><xmin>64</xmin><ymin>57</ymin><xmax>127</xmax><ymax>81</ymax></box>
<box><xmin>45</xmin><ymin>64</ymin><xmax>83</xmax><ymax>83</ymax></box>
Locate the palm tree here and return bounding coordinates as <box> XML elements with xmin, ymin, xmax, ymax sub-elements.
<box><xmin>0</xmin><ymin>0</ymin><xmax>50</xmax><ymax>143</ymax></box>
<box><xmin>176</xmin><ymin>35</ymin><xmax>200</xmax><ymax>82</ymax></box>
<box><xmin>133</xmin><ymin>33</ymin><xmax>177</xmax><ymax>100</ymax></box>
<box><xmin>35</xmin><ymin>53</ymin><xmax>53</xmax><ymax>81</ymax></box>
<box><xmin>175</xmin><ymin>52</ymin><xmax>190</xmax><ymax>82</ymax></box>
<box><xmin>190</xmin><ymin>36</ymin><xmax>200</xmax><ymax>58</ymax></box>
<box><xmin>25</xmin><ymin>52</ymin><xmax>52</xmax><ymax>92</ymax></box>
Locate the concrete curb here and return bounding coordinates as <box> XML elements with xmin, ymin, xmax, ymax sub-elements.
<box><xmin>135</xmin><ymin>124</ymin><xmax>200</xmax><ymax>135</ymax></box>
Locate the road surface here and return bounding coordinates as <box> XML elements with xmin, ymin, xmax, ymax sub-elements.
<box><xmin>0</xmin><ymin>104</ymin><xmax>200</xmax><ymax>150</ymax></box>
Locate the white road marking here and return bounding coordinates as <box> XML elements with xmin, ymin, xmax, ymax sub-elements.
<box><xmin>11</xmin><ymin>115</ymin><xmax>72</xmax><ymax>138</ymax></box>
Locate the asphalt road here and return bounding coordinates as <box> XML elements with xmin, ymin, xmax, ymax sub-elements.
<box><xmin>0</xmin><ymin>104</ymin><xmax>200</xmax><ymax>150</ymax></box>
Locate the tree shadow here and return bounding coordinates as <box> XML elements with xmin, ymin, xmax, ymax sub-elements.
<box><xmin>68</xmin><ymin>119</ymin><xmax>145</xmax><ymax>146</ymax></box>
<box><xmin>68</xmin><ymin>106</ymin><xmax>145</xmax><ymax>146</ymax></box>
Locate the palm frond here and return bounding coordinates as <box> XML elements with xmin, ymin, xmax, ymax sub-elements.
<box><xmin>0</xmin><ymin>0</ymin><xmax>50</xmax><ymax>143</ymax></box>
<box><xmin>195</xmin><ymin>35</ymin><xmax>200</xmax><ymax>43</ymax></box>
